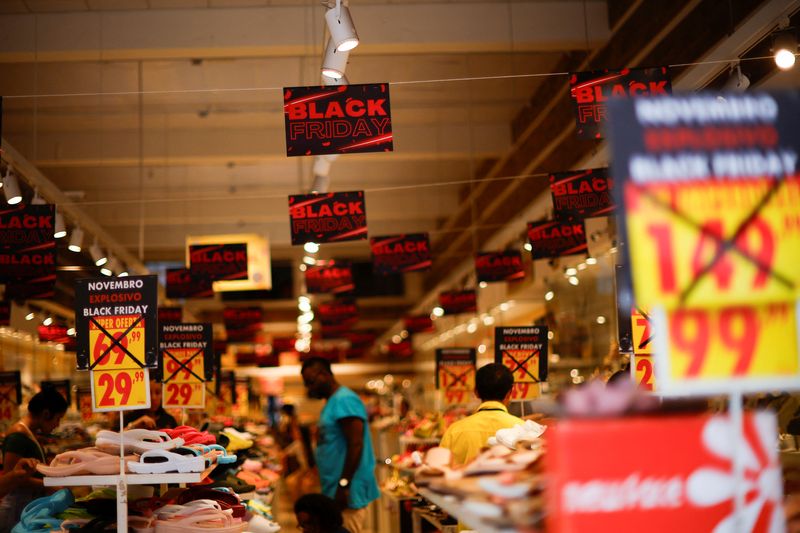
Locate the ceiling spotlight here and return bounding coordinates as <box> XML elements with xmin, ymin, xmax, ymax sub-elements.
<box><xmin>585</xmin><ymin>256</ymin><xmax>597</xmax><ymax>265</ymax></box>
<box><xmin>25</xmin><ymin>311</ymin><xmax>35</xmax><ymax>321</ymax></box>
<box><xmin>298</xmin><ymin>323</ymin><xmax>312</xmax><ymax>334</ymax></box>
<box><xmin>313</xmin><ymin>156</ymin><xmax>333</xmax><ymax>178</ymax></box>
<box><xmin>596</xmin><ymin>315</ymin><xmax>607</xmax><ymax>325</ymax></box>
<box><xmin>311</xmin><ymin>174</ymin><xmax>331</xmax><ymax>194</ymax></box>
<box><xmin>432</xmin><ymin>306</ymin><xmax>444</xmax><ymax>317</ymax></box>
<box><xmin>89</xmin><ymin>242</ymin><xmax>108</xmax><ymax>266</ymax></box>
<box><xmin>722</xmin><ymin>64</ymin><xmax>750</xmax><ymax>91</ymax></box>
<box><xmin>54</xmin><ymin>211</ymin><xmax>67</xmax><ymax>239</ymax></box>
<box><xmin>118</xmin><ymin>268</ymin><xmax>129</xmax><ymax>277</ymax></box>
<box><xmin>67</xmin><ymin>327</ymin><xmax>76</xmax><ymax>336</ymax></box>
<box><xmin>545</xmin><ymin>290</ymin><xmax>554</xmax><ymax>301</ymax></box>
<box><xmin>68</xmin><ymin>227</ymin><xmax>84</xmax><ymax>252</ymax></box>
<box><xmin>523</xmin><ymin>242</ymin><xmax>533</xmax><ymax>252</ymax></box>
<box><xmin>322</xmin><ymin>73</ymin><xmax>350</xmax><ymax>86</ymax></box>
<box><xmin>303</xmin><ymin>255</ymin><xmax>317</xmax><ymax>265</ymax></box>
<box><xmin>298</xmin><ymin>300</ymin><xmax>312</xmax><ymax>313</ymax></box>
<box><xmin>43</xmin><ymin>316</ymin><xmax>53</xmax><ymax>326</ymax></box>
<box><xmin>3</xmin><ymin>171</ymin><xmax>22</xmax><ymax>205</ymax></box>
<box><xmin>31</xmin><ymin>190</ymin><xmax>47</xmax><ymax>205</ymax></box>
<box><xmin>304</xmin><ymin>242</ymin><xmax>320</xmax><ymax>254</ymax></box>
<box><xmin>565</xmin><ymin>267</ymin><xmax>578</xmax><ymax>276</ymax></box>
<box><xmin>100</xmin><ymin>266</ymin><xmax>112</xmax><ymax>276</ymax></box>
<box><xmin>773</xmin><ymin>28</ymin><xmax>797</xmax><ymax>70</ymax></box>
<box><xmin>479</xmin><ymin>281</ymin><xmax>488</xmax><ymax>289</ymax></box>
<box><xmin>325</xmin><ymin>1</ymin><xmax>359</xmax><ymax>52</ymax></box>
<box><xmin>298</xmin><ymin>312</ymin><xmax>314</xmax><ymax>324</ymax></box>
<box><xmin>568</xmin><ymin>276</ymin><xmax>580</xmax><ymax>286</ymax></box>
<box><xmin>321</xmin><ymin>38</ymin><xmax>349</xmax><ymax>79</ymax></box>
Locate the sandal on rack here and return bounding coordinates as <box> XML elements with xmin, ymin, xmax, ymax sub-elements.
<box><xmin>96</xmin><ymin>429</ymin><xmax>183</xmax><ymax>454</ymax></box>
<box><xmin>37</xmin><ymin>449</ymin><xmax>135</xmax><ymax>477</ymax></box>
<box><xmin>128</xmin><ymin>449</ymin><xmax>206</xmax><ymax>474</ymax></box>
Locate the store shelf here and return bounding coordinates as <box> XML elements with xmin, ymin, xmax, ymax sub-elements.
<box><xmin>418</xmin><ymin>488</ymin><xmax>517</xmax><ymax>533</ymax></box>
<box><xmin>44</xmin><ymin>464</ymin><xmax>216</xmax><ymax>487</ymax></box>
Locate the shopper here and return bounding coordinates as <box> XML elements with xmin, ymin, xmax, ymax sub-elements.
<box><xmin>0</xmin><ymin>388</ymin><xmax>68</xmax><ymax>530</ymax></box>
<box><xmin>301</xmin><ymin>357</ymin><xmax>379</xmax><ymax>533</ymax></box>
<box><xmin>439</xmin><ymin>363</ymin><xmax>525</xmax><ymax>465</ymax></box>
<box><xmin>124</xmin><ymin>379</ymin><xmax>178</xmax><ymax>430</ymax></box>
<box><xmin>294</xmin><ymin>493</ymin><xmax>350</xmax><ymax>533</ymax></box>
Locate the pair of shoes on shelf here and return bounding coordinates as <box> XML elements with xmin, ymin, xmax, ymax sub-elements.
<box><xmin>153</xmin><ymin>500</ymin><xmax>245</xmax><ymax>533</ymax></box>
<box><xmin>38</xmin><ymin>448</ymin><xmax>136</xmax><ymax>477</ymax></box>
<box><xmin>96</xmin><ymin>429</ymin><xmax>184</xmax><ymax>455</ymax></box>
<box><xmin>163</xmin><ymin>426</ymin><xmax>216</xmax><ymax>446</ymax></box>
<box><xmin>13</xmin><ymin>489</ymin><xmax>74</xmax><ymax>533</ymax></box>
<box><xmin>488</xmin><ymin>420</ymin><xmax>547</xmax><ymax>450</ymax></box>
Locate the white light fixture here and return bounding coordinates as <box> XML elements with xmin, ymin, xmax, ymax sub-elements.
<box><xmin>118</xmin><ymin>269</ymin><xmax>129</xmax><ymax>277</ymax></box>
<box><xmin>585</xmin><ymin>256</ymin><xmax>597</xmax><ymax>265</ymax></box>
<box><xmin>325</xmin><ymin>1</ymin><xmax>359</xmax><ymax>52</ymax></box>
<box><xmin>100</xmin><ymin>266</ymin><xmax>113</xmax><ymax>276</ymax></box>
<box><xmin>298</xmin><ymin>296</ymin><xmax>310</xmax><ymax>305</ymax></box>
<box><xmin>68</xmin><ymin>226</ymin><xmax>84</xmax><ymax>252</ymax></box>
<box><xmin>298</xmin><ymin>323</ymin><xmax>312</xmax><ymax>334</ymax></box>
<box><xmin>722</xmin><ymin>64</ymin><xmax>750</xmax><ymax>91</ymax></box>
<box><xmin>596</xmin><ymin>315</ymin><xmax>607</xmax><ymax>325</ymax></box>
<box><xmin>322</xmin><ymin>73</ymin><xmax>350</xmax><ymax>86</ymax></box>
<box><xmin>25</xmin><ymin>311</ymin><xmax>35</xmax><ymax>321</ymax></box>
<box><xmin>432</xmin><ymin>306</ymin><xmax>444</xmax><ymax>317</ymax></box>
<box><xmin>568</xmin><ymin>276</ymin><xmax>580</xmax><ymax>286</ymax></box>
<box><xmin>523</xmin><ymin>242</ymin><xmax>532</xmax><ymax>252</ymax></box>
<box><xmin>565</xmin><ymin>267</ymin><xmax>578</xmax><ymax>276</ymax></box>
<box><xmin>547</xmin><ymin>330</ymin><xmax>554</xmax><ymax>340</ymax></box>
<box><xmin>299</xmin><ymin>263</ymin><xmax>307</xmax><ymax>272</ymax></box>
<box><xmin>3</xmin><ymin>171</ymin><xmax>22</xmax><ymax>205</ymax></box>
<box><xmin>67</xmin><ymin>327</ymin><xmax>76</xmax><ymax>336</ymax></box>
<box><xmin>43</xmin><ymin>316</ymin><xmax>53</xmax><ymax>326</ymax></box>
<box><xmin>298</xmin><ymin>300</ymin><xmax>312</xmax><ymax>313</ymax></box>
<box><xmin>54</xmin><ymin>211</ymin><xmax>67</xmax><ymax>239</ymax></box>
<box><xmin>544</xmin><ymin>290</ymin><xmax>554</xmax><ymax>301</ymax></box>
<box><xmin>482</xmin><ymin>315</ymin><xmax>495</xmax><ymax>326</ymax></box>
<box><xmin>310</xmin><ymin>174</ymin><xmax>331</xmax><ymax>194</ymax></box>
<box><xmin>392</xmin><ymin>335</ymin><xmax>402</xmax><ymax>344</ymax></box>
<box><xmin>479</xmin><ymin>281</ymin><xmax>488</xmax><ymax>289</ymax></box>
<box><xmin>477</xmin><ymin>344</ymin><xmax>487</xmax><ymax>354</ymax></box>
<box><xmin>298</xmin><ymin>312</ymin><xmax>314</xmax><ymax>324</ymax></box>
<box><xmin>577</xmin><ymin>262</ymin><xmax>587</xmax><ymax>271</ymax></box>
<box><xmin>303</xmin><ymin>255</ymin><xmax>317</xmax><ymax>265</ymax></box>
<box><xmin>304</xmin><ymin>242</ymin><xmax>320</xmax><ymax>254</ymax></box>
<box><xmin>89</xmin><ymin>241</ymin><xmax>108</xmax><ymax>266</ymax></box>
<box><xmin>466</xmin><ymin>322</ymin><xmax>477</xmax><ymax>334</ymax></box>
<box><xmin>31</xmin><ymin>190</ymin><xmax>47</xmax><ymax>205</ymax></box>
<box><xmin>773</xmin><ymin>28</ymin><xmax>797</xmax><ymax>70</ymax></box>
<box><xmin>321</xmin><ymin>38</ymin><xmax>349</xmax><ymax>79</ymax></box>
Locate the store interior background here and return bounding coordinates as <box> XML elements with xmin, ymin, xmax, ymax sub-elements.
<box><xmin>0</xmin><ymin>0</ymin><xmax>799</xmax><ymax>422</ymax></box>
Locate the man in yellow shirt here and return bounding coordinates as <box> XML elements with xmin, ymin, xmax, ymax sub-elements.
<box><xmin>439</xmin><ymin>363</ymin><xmax>524</xmax><ymax>465</ymax></box>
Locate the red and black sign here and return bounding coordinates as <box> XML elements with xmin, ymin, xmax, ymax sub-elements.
<box><xmin>404</xmin><ymin>314</ymin><xmax>434</xmax><ymax>334</ymax></box>
<box><xmin>345</xmin><ymin>330</ymin><xmax>378</xmax><ymax>348</ymax></box>
<box><xmin>569</xmin><ymin>67</ymin><xmax>671</xmax><ymax>139</ymax></box>
<box><xmin>550</xmin><ymin>167</ymin><xmax>615</xmax><ymax>220</ymax></box>
<box><xmin>475</xmin><ymin>251</ymin><xmax>526</xmax><ymax>283</ymax></box>
<box><xmin>495</xmin><ymin>326</ymin><xmax>549</xmax><ymax>382</ymax></box>
<box><xmin>74</xmin><ymin>275</ymin><xmax>159</xmax><ymax>370</ymax></box>
<box><xmin>272</xmin><ymin>337</ymin><xmax>296</xmax><ymax>354</ymax></box>
<box><xmin>0</xmin><ymin>205</ymin><xmax>56</xmax><ymax>281</ymax></box>
<box><xmin>166</xmin><ymin>268</ymin><xmax>213</xmax><ymax>299</ymax></box>
<box><xmin>5</xmin><ymin>276</ymin><xmax>56</xmax><ymax>301</ymax></box>
<box><xmin>283</xmin><ymin>83</ymin><xmax>393</xmax><ymax>156</ymax></box>
<box><xmin>289</xmin><ymin>191</ymin><xmax>367</xmax><ymax>245</ymax></box>
<box><xmin>388</xmin><ymin>340</ymin><xmax>413</xmax><ymax>358</ymax></box>
<box><xmin>41</xmin><ymin>379</ymin><xmax>71</xmax><ymax>405</ymax></box>
<box><xmin>223</xmin><ymin>307</ymin><xmax>264</xmax><ymax>343</ymax></box>
<box><xmin>0</xmin><ymin>301</ymin><xmax>9</xmax><ymax>326</ymax></box>
<box><xmin>527</xmin><ymin>220</ymin><xmax>588</xmax><ymax>259</ymax></box>
<box><xmin>38</xmin><ymin>324</ymin><xmax>70</xmax><ymax>343</ymax></box>
<box><xmin>435</xmin><ymin>347</ymin><xmax>476</xmax><ymax>388</ymax></box>
<box><xmin>158</xmin><ymin>307</ymin><xmax>182</xmax><ymax>324</ymax></box>
<box><xmin>318</xmin><ymin>299</ymin><xmax>358</xmax><ymax>326</ymax></box>
<box><xmin>189</xmin><ymin>243</ymin><xmax>248</xmax><ymax>282</ymax></box>
<box><xmin>439</xmin><ymin>290</ymin><xmax>477</xmax><ymax>315</ymax></box>
<box><xmin>305</xmin><ymin>261</ymin><xmax>354</xmax><ymax>294</ymax></box>
<box><xmin>159</xmin><ymin>323</ymin><xmax>214</xmax><ymax>381</ymax></box>
<box><xmin>370</xmin><ymin>233</ymin><xmax>431</xmax><ymax>275</ymax></box>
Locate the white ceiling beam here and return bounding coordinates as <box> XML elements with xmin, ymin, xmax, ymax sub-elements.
<box><xmin>0</xmin><ymin>1</ymin><xmax>609</xmax><ymax>62</ymax></box>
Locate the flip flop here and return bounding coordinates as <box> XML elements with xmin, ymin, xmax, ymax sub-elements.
<box><xmin>201</xmin><ymin>444</ymin><xmax>237</xmax><ymax>465</ymax></box>
<box><xmin>220</xmin><ymin>428</ymin><xmax>252</xmax><ymax>452</ymax></box>
<box><xmin>96</xmin><ymin>429</ymin><xmax>183</xmax><ymax>454</ymax></box>
<box><xmin>20</xmin><ymin>489</ymin><xmax>74</xmax><ymax>522</ymax></box>
<box><xmin>128</xmin><ymin>449</ymin><xmax>206</xmax><ymax>474</ymax></box>
<box><xmin>37</xmin><ymin>449</ymin><xmax>135</xmax><ymax>477</ymax></box>
<box><xmin>164</xmin><ymin>427</ymin><xmax>217</xmax><ymax>446</ymax></box>
<box><xmin>176</xmin><ymin>487</ymin><xmax>245</xmax><ymax>518</ymax></box>
<box><xmin>154</xmin><ymin>508</ymin><xmax>240</xmax><ymax>533</ymax></box>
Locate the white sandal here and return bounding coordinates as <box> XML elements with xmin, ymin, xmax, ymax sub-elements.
<box><xmin>96</xmin><ymin>429</ymin><xmax>183</xmax><ymax>454</ymax></box>
<box><xmin>128</xmin><ymin>449</ymin><xmax>206</xmax><ymax>474</ymax></box>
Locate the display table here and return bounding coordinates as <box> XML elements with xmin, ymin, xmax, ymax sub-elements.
<box><xmin>417</xmin><ymin>488</ymin><xmax>517</xmax><ymax>533</ymax></box>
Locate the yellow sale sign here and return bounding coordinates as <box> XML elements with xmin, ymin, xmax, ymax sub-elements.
<box><xmin>625</xmin><ymin>179</ymin><xmax>800</xmax><ymax>310</ymax></box>
<box><xmin>89</xmin><ymin>316</ymin><xmax>146</xmax><ymax>371</ymax></box>
<box><xmin>162</xmin><ymin>348</ymin><xmax>205</xmax><ymax>409</ymax></box>
<box><xmin>91</xmin><ymin>368</ymin><xmax>150</xmax><ymax>412</ymax></box>
<box><xmin>438</xmin><ymin>364</ymin><xmax>475</xmax><ymax>405</ymax></box>
<box><xmin>631</xmin><ymin>309</ymin><xmax>656</xmax><ymax>391</ymax></box>
<box><xmin>652</xmin><ymin>302</ymin><xmax>800</xmax><ymax>394</ymax></box>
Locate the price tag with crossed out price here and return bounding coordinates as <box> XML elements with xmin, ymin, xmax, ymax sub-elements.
<box><xmin>162</xmin><ymin>348</ymin><xmax>205</xmax><ymax>409</ymax></box>
<box><xmin>438</xmin><ymin>364</ymin><xmax>475</xmax><ymax>405</ymax></box>
<box><xmin>89</xmin><ymin>315</ymin><xmax>150</xmax><ymax>412</ymax></box>
<box><xmin>501</xmin><ymin>351</ymin><xmax>541</xmax><ymax>400</ymax></box>
<box><xmin>631</xmin><ymin>309</ymin><xmax>655</xmax><ymax>391</ymax></box>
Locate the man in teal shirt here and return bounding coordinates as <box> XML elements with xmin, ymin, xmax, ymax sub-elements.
<box><xmin>302</xmin><ymin>357</ymin><xmax>379</xmax><ymax>533</ymax></box>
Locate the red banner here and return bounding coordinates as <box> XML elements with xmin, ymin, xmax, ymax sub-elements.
<box><xmin>283</xmin><ymin>83</ymin><xmax>393</xmax><ymax>156</ymax></box>
<box><xmin>5</xmin><ymin>276</ymin><xmax>56</xmax><ymax>301</ymax></box>
<box><xmin>305</xmin><ymin>261</ymin><xmax>354</xmax><ymax>294</ymax></box>
<box><xmin>388</xmin><ymin>340</ymin><xmax>413</xmax><ymax>358</ymax></box>
<box><xmin>527</xmin><ymin>220</ymin><xmax>588</xmax><ymax>259</ymax></box>
<box><xmin>289</xmin><ymin>191</ymin><xmax>367</xmax><ymax>245</ymax></box>
<box><xmin>546</xmin><ymin>412</ymin><xmax>782</xmax><ymax>532</ymax></box>
<box><xmin>318</xmin><ymin>299</ymin><xmax>358</xmax><ymax>326</ymax></box>
<box><xmin>272</xmin><ymin>337</ymin><xmax>296</xmax><ymax>354</ymax></box>
<box><xmin>404</xmin><ymin>314</ymin><xmax>434</xmax><ymax>334</ymax></box>
<box><xmin>475</xmin><ymin>251</ymin><xmax>526</xmax><ymax>283</ymax></box>
<box><xmin>439</xmin><ymin>290</ymin><xmax>477</xmax><ymax>315</ymax></box>
<box><xmin>550</xmin><ymin>167</ymin><xmax>615</xmax><ymax>220</ymax></box>
<box><xmin>158</xmin><ymin>307</ymin><xmax>182</xmax><ymax>324</ymax></box>
<box><xmin>569</xmin><ymin>67</ymin><xmax>672</xmax><ymax>139</ymax></box>
<box><xmin>223</xmin><ymin>307</ymin><xmax>264</xmax><ymax>343</ymax></box>
<box><xmin>370</xmin><ymin>233</ymin><xmax>431</xmax><ymax>275</ymax></box>
<box><xmin>0</xmin><ymin>205</ymin><xmax>56</xmax><ymax>281</ymax></box>
<box><xmin>166</xmin><ymin>268</ymin><xmax>213</xmax><ymax>299</ymax></box>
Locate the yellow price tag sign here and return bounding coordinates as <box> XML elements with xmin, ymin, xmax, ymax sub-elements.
<box><xmin>0</xmin><ymin>384</ymin><xmax>18</xmax><ymax>421</ymax></box>
<box><xmin>162</xmin><ymin>347</ymin><xmax>206</xmax><ymax>409</ymax></box>
<box><xmin>89</xmin><ymin>315</ymin><xmax>146</xmax><ymax>370</ymax></box>
<box><xmin>652</xmin><ymin>302</ymin><xmax>800</xmax><ymax>394</ymax></box>
<box><xmin>631</xmin><ymin>309</ymin><xmax>656</xmax><ymax>391</ymax></box>
<box><xmin>500</xmin><ymin>351</ymin><xmax>543</xmax><ymax>400</ymax></box>
<box><xmin>91</xmin><ymin>368</ymin><xmax>150</xmax><ymax>412</ymax></box>
<box><xmin>163</xmin><ymin>382</ymin><xmax>205</xmax><ymax>409</ymax></box>
<box><xmin>633</xmin><ymin>353</ymin><xmax>655</xmax><ymax>391</ymax></box>
<box><xmin>438</xmin><ymin>364</ymin><xmax>475</xmax><ymax>405</ymax></box>
<box><xmin>625</xmin><ymin>178</ymin><xmax>800</xmax><ymax>309</ymax></box>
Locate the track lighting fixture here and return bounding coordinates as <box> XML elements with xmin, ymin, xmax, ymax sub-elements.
<box><xmin>311</xmin><ymin>174</ymin><xmax>331</xmax><ymax>194</ymax></box>
<box><xmin>325</xmin><ymin>0</ymin><xmax>359</xmax><ymax>52</ymax></box>
<box><xmin>42</xmin><ymin>316</ymin><xmax>53</xmax><ymax>326</ymax></box>
<box><xmin>54</xmin><ymin>211</ymin><xmax>67</xmax><ymax>239</ymax></box>
<box><xmin>322</xmin><ymin>73</ymin><xmax>349</xmax><ymax>86</ymax></box>
<box><xmin>68</xmin><ymin>226</ymin><xmax>84</xmax><ymax>252</ymax></box>
<box><xmin>25</xmin><ymin>310</ymin><xmax>35</xmax><ymax>321</ymax></box>
<box><xmin>89</xmin><ymin>241</ymin><xmax>108</xmax><ymax>266</ymax></box>
<box><xmin>773</xmin><ymin>27</ymin><xmax>797</xmax><ymax>70</ymax></box>
<box><xmin>722</xmin><ymin>64</ymin><xmax>750</xmax><ymax>91</ymax></box>
<box><xmin>321</xmin><ymin>38</ymin><xmax>349</xmax><ymax>79</ymax></box>
<box><xmin>3</xmin><ymin>170</ymin><xmax>22</xmax><ymax>205</ymax></box>
<box><xmin>31</xmin><ymin>190</ymin><xmax>47</xmax><ymax>205</ymax></box>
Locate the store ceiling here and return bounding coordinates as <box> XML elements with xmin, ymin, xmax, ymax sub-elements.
<box><xmin>0</xmin><ymin>0</ymin><xmax>798</xmax><ymax>345</ymax></box>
